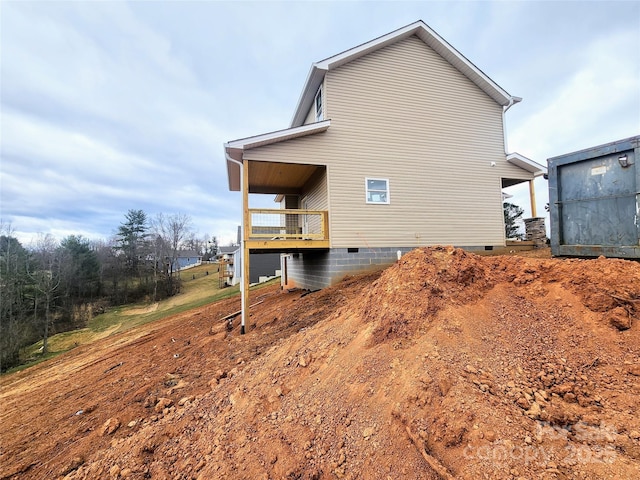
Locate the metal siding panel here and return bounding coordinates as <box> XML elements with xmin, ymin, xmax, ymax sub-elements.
<box><xmin>556</xmin><ymin>148</ymin><xmax>638</xmax><ymax>247</ymax></box>
<box><xmin>549</xmin><ymin>136</ymin><xmax>640</xmax><ymax>258</ymax></box>
<box><xmin>249</xmin><ymin>253</ymin><xmax>281</xmax><ymax>283</ymax></box>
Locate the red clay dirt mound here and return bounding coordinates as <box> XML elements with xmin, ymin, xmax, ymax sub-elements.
<box><xmin>2</xmin><ymin>247</ymin><xmax>640</xmax><ymax>480</ymax></box>
<box><xmin>364</xmin><ymin>246</ymin><xmax>640</xmax><ymax>344</ymax></box>
<box><xmin>363</xmin><ymin>246</ymin><xmax>497</xmax><ymax>344</ymax></box>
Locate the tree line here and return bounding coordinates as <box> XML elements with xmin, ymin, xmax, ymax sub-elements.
<box><xmin>0</xmin><ymin>210</ymin><xmax>219</xmax><ymax>371</ymax></box>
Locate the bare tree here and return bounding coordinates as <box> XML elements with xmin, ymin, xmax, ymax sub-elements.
<box><xmin>147</xmin><ymin>232</ymin><xmax>166</xmax><ymax>302</ymax></box>
<box><xmin>28</xmin><ymin>234</ymin><xmax>61</xmax><ymax>354</ymax></box>
<box><xmin>152</xmin><ymin>213</ymin><xmax>192</xmax><ymax>296</ymax></box>
<box><xmin>184</xmin><ymin>232</ymin><xmax>196</xmax><ymax>253</ymax></box>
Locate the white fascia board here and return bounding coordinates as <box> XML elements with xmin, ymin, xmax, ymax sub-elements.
<box><xmin>290</xmin><ymin>67</ymin><xmax>327</xmax><ymax>127</ymax></box>
<box><xmin>314</xmin><ymin>21</ymin><xmax>422</xmax><ymax>70</ymax></box>
<box><xmin>225</xmin><ymin>120</ymin><xmax>331</xmax><ymax>151</ymax></box>
<box><xmin>507</xmin><ymin>152</ymin><xmax>548</xmax><ymax>176</ymax></box>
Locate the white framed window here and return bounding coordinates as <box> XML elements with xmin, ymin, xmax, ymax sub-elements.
<box><xmin>314</xmin><ymin>86</ymin><xmax>323</xmax><ymax>122</ymax></box>
<box><xmin>365</xmin><ymin>178</ymin><xmax>390</xmax><ymax>204</ymax></box>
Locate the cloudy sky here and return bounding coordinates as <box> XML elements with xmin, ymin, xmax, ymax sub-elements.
<box><xmin>1</xmin><ymin>1</ymin><xmax>639</xmax><ymax>246</ymax></box>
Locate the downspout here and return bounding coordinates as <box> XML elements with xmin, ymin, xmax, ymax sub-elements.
<box><xmin>225</xmin><ymin>153</ymin><xmax>247</xmax><ymax>334</ymax></box>
<box><xmin>502</xmin><ymin>96</ymin><xmax>522</xmax><ymax>241</ymax></box>
<box><xmin>502</xmin><ymin>96</ymin><xmax>521</xmax><ymax>154</ymax></box>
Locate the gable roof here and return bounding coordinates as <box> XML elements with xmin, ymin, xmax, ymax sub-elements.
<box><xmin>291</xmin><ymin>20</ymin><xmax>520</xmax><ymax>127</ymax></box>
<box><xmin>218</xmin><ymin>246</ymin><xmax>239</xmax><ymax>255</ymax></box>
<box><xmin>177</xmin><ymin>250</ymin><xmax>200</xmax><ymax>258</ymax></box>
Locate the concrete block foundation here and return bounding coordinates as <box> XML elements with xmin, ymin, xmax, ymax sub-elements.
<box><xmin>282</xmin><ymin>247</ymin><xmax>414</xmax><ymax>291</ymax></box>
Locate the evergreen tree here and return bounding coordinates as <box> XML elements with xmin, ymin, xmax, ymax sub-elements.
<box><xmin>503</xmin><ymin>202</ymin><xmax>525</xmax><ymax>240</ymax></box>
<box><xmin>116</xmin><ymin>209</ymin><xmax>148</xmax><ymax>274</ymax></box>
<box><xmin>59</xmin><ymin>235</ymin><xmax>102</xmax><ymax>308</ymax></box>
<box><xmin>0</xmin><ymin>233</ymin><xmax>33</xmax><ymax>370</ymax></box>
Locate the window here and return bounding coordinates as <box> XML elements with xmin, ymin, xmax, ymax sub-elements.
<box><xmin>365</xmin><ymin>178</ymin><xmax>390</xmax><ymax>204</ymax></box>
<box><xmin>314</xmin><ymin>86</ymin><xmax>323</xmax><ymax>121</ymax></box>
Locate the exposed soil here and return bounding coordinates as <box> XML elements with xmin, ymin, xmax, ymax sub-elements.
<box><xmin>1</xmin><ymin>246</ymin><xmax>639</xmax><ymax>480</ymax></box>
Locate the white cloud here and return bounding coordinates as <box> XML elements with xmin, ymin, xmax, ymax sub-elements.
<box><xmin>509</xmin><ymin>28</ymin><xmax>640</xmax><ymax>162</ymax></box>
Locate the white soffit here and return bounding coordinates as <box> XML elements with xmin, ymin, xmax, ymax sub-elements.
<box><xmin>507</xmin><ymin>153</ymin><xmax>548</xmax><ymax>176</ymax></box>
<box><xmin>225</xmin><ymin>121</ymin><xmax>331</xmax><ymax>191</ymax></box>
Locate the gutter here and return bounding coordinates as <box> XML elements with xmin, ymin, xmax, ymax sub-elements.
<box><xmin>502</xmin><ymin>96</ymin><xmax>522</xmax><ymax>153</ymax></box>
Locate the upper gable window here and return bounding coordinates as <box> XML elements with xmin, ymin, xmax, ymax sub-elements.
<box><xmin>365</xmin><ymin>178</ymin><xmax>390</xmax><ymax>204</ymax></box>
<box><xmin>314</xmin><ymin>86</ymin><xmax>323</xmax><ymax>122</ymax></box>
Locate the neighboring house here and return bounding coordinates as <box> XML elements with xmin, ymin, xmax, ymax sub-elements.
<box><xmin>173</xmin><ymin>250</ymin><xmax>202</xmax><ymax>271</ymax></box>
<box><xmin>216</xmin><ymin>246</ymin><xmax>281</xmax><ymax>286</ymax></box>
<box><xmin>224</xmin><ymin>20</ymin><xmax>546</xmax><ymax>322</ymax></box>
<box><xmin>248</xmin><ymin>253</ymin><xmax>281</xmax><ymax>284</ymax></box>
<box><xmin>217</xmin><ymin>246</ymin><xmax>238</xmax><ymax>258</ymax></box>
<box><xmin>216</xmin><ymin>246</ymin><xmax>238</xmax><ymax>286</ymax></box>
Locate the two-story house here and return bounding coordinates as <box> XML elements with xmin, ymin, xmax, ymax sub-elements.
<box><xmin>224</xmin><ymin>20</ymin><xmax>545</xmax><ymax>331</ymax></box>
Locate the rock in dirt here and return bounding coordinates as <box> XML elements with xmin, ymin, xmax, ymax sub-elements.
<box><xmin>100</xmin><ymin>417</ymin><xmax>121</xmax><ymax>436</ymax></box>
<box><xmin>154</xmin><ymin>397</ymin><xmax>173</xmax><ymax>413</ymax></box>
<box><xmin>60</xmin><ymin>456</ymin><xmax>84</xmax><ymax>476</ymax></box>
<box><xmin>607</xmin><ymin>306</ymin><xmax>632</xmax><ymax>330</ymax></box>
<box><xmin>627</xmin><ymin>365</ymin><xmax>640</xmax><ymax>377</ymax></box>
<box><xmin>526</xmin><ymin>402</ymin><xmax>542</xmax><ymax>419</ymax></box>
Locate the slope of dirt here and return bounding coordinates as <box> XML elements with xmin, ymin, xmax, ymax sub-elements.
<box><xmin>1</xmin><ymin>246</ymin><xmax>639</xmax><ymax>480</ymax></box>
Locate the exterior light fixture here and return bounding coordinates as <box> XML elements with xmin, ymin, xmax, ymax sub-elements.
<box><xmin>618</xmin><ymin>154</ymin><xmax>630</xmax><ymax>168</ymax></box>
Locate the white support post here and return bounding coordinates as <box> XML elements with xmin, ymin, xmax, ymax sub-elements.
<box><xmin>225</xmin><ymin>153</ymin><xmax>249</xmax><ymax>335</ymax></box>
<box><xmin>241</xmin><ymin>158</ymin><xmax>250</xmax><ymax>335</ymax></box>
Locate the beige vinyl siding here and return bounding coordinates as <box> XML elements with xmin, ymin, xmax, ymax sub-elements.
<box><xmin>301</xmin><ymin>170</ymin><xmax>328</xmax><ymax>234</ymax></box>
<box><xmin>325</xmin><ymin>35</ymin><xmax>521</xmax><ymax>248</ymax></box>
<box><xmin>243</xmin><ymin>133</ymin><xmax>331</xmax><ymax>166</ymax></box>
<box><xmin>243</xmin><ymin>35</ymin><xmax>533</xmax><ymax>248</ymax></box>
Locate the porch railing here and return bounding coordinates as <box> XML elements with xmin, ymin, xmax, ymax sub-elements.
<box><xmin>248</xmin><ymin>209</ymin><xmax>329</xmax><ymax>241</ymax></box>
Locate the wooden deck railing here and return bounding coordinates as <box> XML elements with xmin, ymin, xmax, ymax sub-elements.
<box><xmin>247</xmin><ymin>209</ymin><xmax>329</xmax><ymax>242</ymax></box>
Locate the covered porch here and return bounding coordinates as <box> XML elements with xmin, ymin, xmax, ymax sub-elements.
<box><xmin>225</xmin><ymin>121</ymin><xmax>331</xmax><ymax>251</ymax></box>
<box><xmin>503</xmin><ymin>153</ymin><xmax>547</xmax><ymax>217</ymax></box>
<box><xmin>502</xmin><ymin>152</ymin><xmax>548</xmax><ymax>245</ymax></box>
<box><xmin>224</xmin><ymin>121</ymin><xmax>331</xmax><ymax>333</ymax></box>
